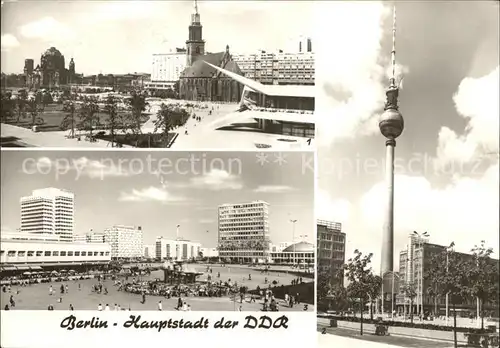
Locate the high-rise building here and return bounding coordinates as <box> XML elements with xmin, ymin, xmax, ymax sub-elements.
<box><xmin>148</xmin><ymin>50</ymin><xmax>187</xmax><ymax>90</ymax></box>
<box><xmin>317</xmin><ymin>220</ymin><xmax>346</xmax><ymax>287</ymax></box>
<box><xmin>143</xmin><ymin>244</ymin><xmax>155</xmax><ymax>259</ymax></box>
<box><xmin>103</xmin><ymin>225</ymin><xmax>143</xmax><ymax>260</ymax></box>
<box><xmin>155</xmin><ymin>237</ymin><xmax>201</xmax><ymax>261</ymax></box>
<box><xmin>20</xmin><ymin>188</ymin><xmax>75</xmax><ymax>242</ymax></box>
<box><xmin>396</xmin><ymin>239</ymin><xmax>500</xmax><ymax>316</ymax></box>
<box><xmin>217</xmin><ymin>201</ymin><xmax>270</xmax><ymax>263</ymax></box>
<box><xmin>232</xmin><ymin>50</ymin><xmax>314</xmax><ymax>85</ymax></box>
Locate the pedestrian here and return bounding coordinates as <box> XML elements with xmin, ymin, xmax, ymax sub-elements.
<box><xmin>69</xmin><ymin>304</ymin><xmax>74</xmax><ymax>311</ymax></box>
<box><xmin>177</xmin><ymin>297</ymin><xmax>183</xmax><ymax>310</ymax></box>
<box><xmin>48</xmin><ymin>304</ymin><xmax>54</xmax><ymax>311</ymax></box>
<box><xmin>65</xmin><ymin>284</ymin><xmax>69</xmax><ymax>293</ymax></box>
<box><xmin>98</xmin><ymin>303</ymin><xmax>103</xmax><ymax>311</ymax></box>
<box><xmin>78</xmin><ymin>283</ymin><xmax>81</xmax><ymax>291</ymax></box>
<box><xmin>114</xmin><ymin>304</ymin><xmax>118</xmax><ymax>311</ymax></box>
<box><xmin>105</xmin><ymin>304</ymin><xmax>110</xmax><ymax>311</ymax></box>
<box><xmin>49</xmin><ymin>285</ymin><xmax>53</xmax><ymax>295</ymax></box>
<box><xmin>158</xmin><ymin>301</ymin><xmax>162</xmax><ymax>311</ymax></box>
<box><xmin>4</xmin><ymin>304</ymin><xmax>9</xmax><ymax>310</ymax></box>
<box><xmin>239</xmin><ymin>305</ymin><xmax>243</xmax><ymax>311</ymax></box>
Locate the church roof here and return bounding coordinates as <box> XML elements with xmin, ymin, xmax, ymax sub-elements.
<box><xmin>180</xmin><ymin>52</ymin><xmax>242</xmax><ymax>78</ymax></box>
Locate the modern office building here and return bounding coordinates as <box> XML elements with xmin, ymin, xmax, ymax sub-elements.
<box><xmin>317</xmin><ymin>220</ymin><xmax>346</xmax><ymax>287</ymax></box>
<box><xmin>200</xmin><ymin>247</ymin><xmax>218</xmax><ymax>258</ymax></box>
<box><xmin>20</xmin><ymin>188</ymin><xmax>75</xmax><ymax>242</ymax></box>
<box><xmin>148</xmin><ymin>50</ymin><xmax>186</xmax><ymax>90</ymax></box>
<box><xmin>103</xmin><ymin>225</ymin><xmax>143</xmax><ymax>260</ymax></box>
<box><xmin>143</xmin><ymin>244</ymin><xmax>155</xmax><ymax>259</ymax></box>
<box><xmin>217</xmin><ymin>200</ymin><xmax>270</xmax><ymax>263</ymax></box>
<box><xmin>232</xmin><ymin>50</ymin><xmax>314</xmax><ymax>86</ymax></box>
<box><xmin>73</xmin><ymin>230</ymin><xmax>106</xmax><ymax>243</ymax></box>
<box><xmin>396</xmin><ymin>237</ymin><xmax>500</xmax><ymax>316</ymax></box>
<box><xmin>270</xmin><ymin>241</ymin><xmax>314</xmax><ymax>266</ymax></box>
<box><xmin>0</xmin><ymin>236</ymin><xmax>111</xmax><ymax>270</ymax></box>
<box><xmin>155</xmin><ymin>237</ymin><xmax>201</xmax><ymax>261</ymax></box>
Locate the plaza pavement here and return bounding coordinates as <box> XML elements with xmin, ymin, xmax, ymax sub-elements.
<box><xmin>317</xmin><ymin>329</ymin><xmax>454</xmax><ymax>348</ymax></box>
<box><xmin>1</xmin><ymin>267</ymin><xmax>314</xmax><ymax>311</ymax></box>
<box><xmin>1</xmin><ymin>124</ymin><xmax>132</xmax><ymax>148</ymax></box>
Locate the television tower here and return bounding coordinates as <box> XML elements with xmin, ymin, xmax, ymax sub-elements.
<box><xmin>379</xmin><ymin>6</ymin><xmax>404</xmax><ymax>277</ymax></box>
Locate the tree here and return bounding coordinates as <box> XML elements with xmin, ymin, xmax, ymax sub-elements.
<box><xmin>426</xmin><ymin>245</ymin><xmax>469</xmax><ymax>348</ymax></box>
<box><xmin>16</xmin><ymin>89</ymin><xmax>28</xmax><ymax>124</ymax></box>
<box><xmin>26</xmin><ymin>97</ymin><xmax>44</xmax><ymax>128</ymax></box>
<box><xmin>61</xmin><ymin>100</ymin><xmax>77</xmax><ymax>138</ymax></box>
<box><xmin>464</xmin><ymin>241</ymin><xmax>499</xmax><ymax>330</ymax></box>
<box><xmin>1</xmin><ymin>91</ymin><xmax>16</xmax><ymax>122</ymax></box>
<box><xmin>126</xmin><ymin>91</ymin><xmax>148</xmax><ymax>135</ymax></box>
<box><xmin>103</xmin><ymin>95</ymin><xmax>122</xmax><ymax>147</ymax></box>
<box><xmin>330</xmin><ymin>284</ymin><xmax>349</xmax><ymax>312</ymax></box>
<box><xmin>366</xmin><ymin>274</ymin><xmax>382</xmax><ymax>320</ymax></box>
<box><xmin>343</xmin><ymin>250</ymin><xmax>375</xmax><ymax>335</ymax></box>
<box><xmin>317</xmin><ymin>269</ymin><xmax>332</xmax><ymax>311</ymax></box>
<box><xmin>402</xmin><ymin>282</ymin><xmax>417</xmax><ymax>324</ymax></box>
<box><xmin>78</xmin><ymin>97</ymin><xmax>100</xmax><ymax>138</ymax></box>
<box><xmin>154</xmin><ymin>103</ymin><xmax>190</xmax><ymax>147</ymax></box>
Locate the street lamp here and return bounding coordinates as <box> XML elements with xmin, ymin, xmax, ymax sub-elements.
<box><xmin>300</xmin><ymin>234</ymin><xmax>308</xmax><ymax>267</ymax></box>
<box><xmin>290</xmin><ymin>219</ymin><xmax>297</xmax><ymax>266</ymax></box>
<box><xmin>412</xmin><ymin>231</ymin><xmax>429</xmax><ymax>318</ymax></box>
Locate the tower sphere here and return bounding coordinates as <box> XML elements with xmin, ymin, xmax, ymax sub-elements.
<box><xmin>379</xmin><ymin>108</ymin><xmax>404</xmax><ymax>140</ymax></box>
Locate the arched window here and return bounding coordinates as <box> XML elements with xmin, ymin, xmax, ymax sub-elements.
<box><xmin>195</xmin><ymin>46</ymin><xmax>200</xmax><ymax>54</ymax></box>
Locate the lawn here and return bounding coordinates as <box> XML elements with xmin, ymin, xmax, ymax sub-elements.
<box><xmin>2</xmin><ymin>103</ymin><xmax>150</xmax><ymax>132</ymax></box>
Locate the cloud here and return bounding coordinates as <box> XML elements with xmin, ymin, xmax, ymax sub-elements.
<box><xmin>92</xmin><ymin>1</ymin><xmax>162</xmax><ymax>21</ymax></box>
<box><xmin>1</xmin><ymin>34</ymin><xmax>20</xmax><ymax>51</ymax></box>
<box><xmin>253</xmin><ymin>185</ymin><xmax>295</xmax><ymax>193</ymax></box>
<box><xmin>19</xmin><ymin>17</ymin><xmax>76</xmax><ymax>42</ymax></box>
<box><xmin>359</xmin><ymin>166</ymin><xmax>499</xmax><ymax>272</ymax></box>
<box><xmin>189</xmin><ymin>169</ymin><xmax>243</xmax><ymax>190</ymax></box>
<box><xmin>316</xmin><ymin>189</ymin><xmax>352</xmax><ymax>224</ymax></box>
<box><xmin>436</xmin><ymin>67</ymin><xmax>500</xmax><ymax>165</ymax></box>
<box><xmin>314</xmin><ymin>2</ymin><xmax>408</xmax><ymax>145</ymax></box>
<box><xmin>119</xmin><ymin>186</ymin><xmax>186</xmax><ymax>203</ymax></box>
<box><xmin>25</xmin><ymin>157</ymin><xmax>132</xmax><ymax>179</ymax></box>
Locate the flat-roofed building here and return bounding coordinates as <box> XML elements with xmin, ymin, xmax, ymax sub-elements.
<box><xmin>0</xmin><ymin>238</ymin><xmax>111</xmax><ymax>271</ymax></box>
<box><xmin>155</xmin><ymin>237</ymin><xmax>201</xmax><ymax>261</ymax></box>
<box><xmin>317</xmin><ymin>220</ymin><xmax>346</xmax><ymax>287</ymax></box>
<box><xmin>218</xmin><ymin>200</ymin><xmax>270</xmax><ymax>263</ymax></box>
<box><xmin>103</xmin><ymin>225</ymin><xmax>143</xmax><ymax>260</ymax></box>
<box><xmin>20</xmin><ymin>188</ymin><xmax>75</xmax><ymax>242</ymax></box>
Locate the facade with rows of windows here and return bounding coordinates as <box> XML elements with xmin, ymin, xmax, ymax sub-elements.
<box><xmin>218</xmin><ymin>201</ymin><xmax>270</xmax><ymax>263</ymax></box>
<box><xmin>155</xmin><ymin>237</ymin><xmax>201</xmax><ymax>261</ymax></box>
<box><xmin>103</xmin><ymin>225</ymin><xmax>143</xmax><ymax>260</ymax></box>
<box><xmin>0</xmin><ymin>238</ymin><xmax>111</xmax><ymax>270</ymax></box>
<box><xmin>317</xmin><ymin>220</ymin><xmax>346</xmax><ymax>287</ymax></box>
<box><xmin>20</xmin><ymin>188</ymin><xmax>74</xmax><ymax>242</ymax></box>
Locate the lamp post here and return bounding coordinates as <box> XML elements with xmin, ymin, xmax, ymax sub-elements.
<box><xmin>299</xmin><ymin>234</ymin><xmax>308</xmax><ymax>267</ymax></box>
<box><xmin>412</xmin><ymin>231</ymin><xmax>429</xmax><ymax>319</ymax></box>
<box><xmin>290</xmin><ymin>219</ymin><xmax>297</xmax><ymax>266</ymax></box>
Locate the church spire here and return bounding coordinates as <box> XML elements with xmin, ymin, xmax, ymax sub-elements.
<box><xmin>191</xmin><ymin>0</ymin><xmax>200</xmax><ymax>24</ymax></box>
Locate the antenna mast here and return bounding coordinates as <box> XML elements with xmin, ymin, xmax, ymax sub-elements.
<box><xmin>390</xmin><ymin>6</ymin><xmax>397</xmax><ymax>88</ymax></box>
<box><xmin>194</xmin><ymin>0</ymin><xmax>198</xmax><ymax>15</ymax></box>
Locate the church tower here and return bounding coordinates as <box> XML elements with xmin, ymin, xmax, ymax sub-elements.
<box><xmin>68</xmin><ymin>58</ymin><xmax>75</xmax><ymax>84</ymax></box>
<box><xmin>186</xmin><ymin>0</ymin><xmax>205</xmax><ymax>66</ymax></box>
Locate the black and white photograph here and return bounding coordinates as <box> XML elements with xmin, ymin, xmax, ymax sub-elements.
<box><xmin>315</xmin><ymin>2</ymin><xmax>499</xmax><ymax>348</ymax></box>
<box><xmin>0</xmin><ymin>150</ymin><xmax>315</xmax><ymax>312</ymax></box>
<box><xmin>1</xmin><ymin>1</ymin><xmax>315</xmax><ymax>149</ymax></box>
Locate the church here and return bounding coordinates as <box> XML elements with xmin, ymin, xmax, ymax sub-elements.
<box><xmin>179</xmin><ymin>2</ymin><xmax>243</xmax><ymax>103</ymax></box>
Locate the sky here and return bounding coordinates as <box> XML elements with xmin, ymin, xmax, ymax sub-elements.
<box><xmin>0</xmin><ymin>151</ymin><xmax>315</xmax><ymax>248</ymax></box>
<box><xmin>314</xmin><ymin>1</ymin><xmax>499</xmax><ymax>273</ymax></box>
<box><xmin>0</xmin><ymin>0</ymin><xmax>314</xmax><ymax>75</ymax></box>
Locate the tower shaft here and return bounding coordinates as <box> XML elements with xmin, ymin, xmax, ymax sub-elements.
<box><xmin>381</xmin><ymin>139</ymin><xmax>396</xmax><ymax>276</ymax></box>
